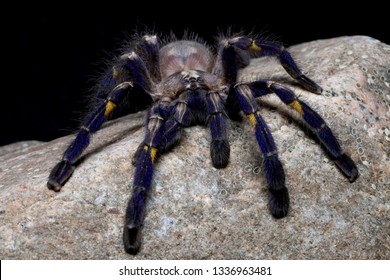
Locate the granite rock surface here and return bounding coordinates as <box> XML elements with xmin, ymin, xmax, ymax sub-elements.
<box><xmin>0</xmin><ymin>36</ymin><xmax>389</xmax><ymax>259</ymax></box>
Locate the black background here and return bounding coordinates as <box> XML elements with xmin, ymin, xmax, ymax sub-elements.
<box><xmin>3</xmin><ymin>3</ymin><xmax>389</xmax><ymax>146</ymax></box>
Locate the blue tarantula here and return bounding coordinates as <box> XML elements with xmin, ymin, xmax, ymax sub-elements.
<box><xmin>48</xmin><ymin>32</ymin><xmax>359</xmax><ymax>254</ymax></box>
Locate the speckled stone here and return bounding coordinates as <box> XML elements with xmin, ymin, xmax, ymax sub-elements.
<box><xmin>0</xmin><ymin>36</ymin><xmax>389</xmax><ymax>259</ymax></box>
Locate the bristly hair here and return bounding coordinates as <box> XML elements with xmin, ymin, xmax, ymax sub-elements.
<box><xmin>160</xmin><ymin>29</ymin><xmax>209</xmax><ymax>49</ymax></box>
<box><xmin>215</xmin><ymin>25</ymin><xmax>282</xmax><ymax>47</ymax></box>
<box><xmin>80</xmin><ymin>26</ymin><xmax>284</xmax><ymax>130</ymax></box>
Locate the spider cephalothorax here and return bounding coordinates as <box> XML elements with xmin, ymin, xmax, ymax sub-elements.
<box><xmin>47</xmin><ymin>32</ymin><xmax>359</xmax><ymax>254</ymax></box>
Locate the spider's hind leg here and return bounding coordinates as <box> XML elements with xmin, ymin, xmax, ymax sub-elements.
<box><xmin>249</xmin><ymin>80</ymin><xmax>359</xmax><ymax>182</ymax></box>
<box><xmin>231</xmin><ymin>84</ymin><xmax>289</xmax><ymax>218</ymax></box>
<box><xmin>222</xmin><ymin>36</ymin><xmax>322</xmax><ymax>94</ymax></box>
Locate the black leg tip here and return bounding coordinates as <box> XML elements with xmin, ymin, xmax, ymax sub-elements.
<box><xmin>123</xmin><ymin>225</ymin><xmax>141</xmax><ymax>255</ymax></box>
<box><xmin>299</xmin><ymin>75</ymin><xmax>322</xmax><ymax>94</ymax></box>
<box><xmin>47</xmin><ymin>160</ymin><xmax>75</xmax><ymax>192</ymax></box>
<box><xmin>334</xmin><ymin>153</ymin><xmax>359</xmax><ymax>183</ymax></box>
<box><xmin>124</xmin><ymin>243</ymin><xmax>140</xmax><ymax>255</ymax></box>
<box><xmin>269</xmin><ymin>188</ymin><xmax>289</xmax><ymax>219</ymax></box>
<box><xmin>210</xmin><ymin>140</ymin><xmax>230</xmax><ymax>169</ymax></box>
<box><xmin>47</xmin><ymin>181</ymin><xmax>62</xmax><ymax>192</ymax></box>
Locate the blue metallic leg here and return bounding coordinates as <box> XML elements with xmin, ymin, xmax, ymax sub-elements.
<box><xmin>136</xmin><ymin>35</ymin><xmax>161</xmax><ymax>82</ymax></box>
<box><xmin>234</xmin><ymin>84</ymin><xmax>289</xmax><ymax>218</ymax></box>
<box><xmin>248</xmin><ymin>81</ymin><xmax>359</xmax><ymax>182</ymax></box>
<box><xmin>47</xmin><ymin>82</ymin><xmax>152</xmax><ymax>191</ymax></box>
<box><xmin>206</xmin><ymin>90</ymin><xmax>230</xmax><ymax>168</ymax></box>
<box><xmin>216</xmin><ymin>36</ymin><xmax>322</xmax><ymax>93</ymax></box>
<box><xmin>123</xmin><ymin>101</ymin><xmax>168</xmax><ymax>254</ymax></box>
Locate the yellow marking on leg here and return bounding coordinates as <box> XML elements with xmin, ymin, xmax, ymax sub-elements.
<box><xmin>249</xmin><ymin>40</ymin><xmax>261</xmax><ymax>52</ymax></box>
<box><xmin>104</xmin><ymin>101</ymin><xmax>117</xmax><ymax>118</ymax></box>
<box><xmin>289</xmin><ymin>100</ymin><xmax>303</xmax><ymax>115</ymax></box>
<box><xmin>112</xmin><ymin>67</ymin><xmax>122</xmax><ymax>79</ymax></box>
<box><xmin>143</xmin><ymin>145</ymin><xmax>158</xmax><ymax>163</ymax></box>
<box><xmin>150</xmin><ymin>147</ymin><xmax>158</xmax><ymax>163</ymax></box>
<box><xmin>247</xmin><ymin>113</ymin><xmax>257</xmax><ymax>127</ymax></box>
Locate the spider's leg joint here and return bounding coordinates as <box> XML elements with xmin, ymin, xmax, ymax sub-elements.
<box><xmin>132</xmin><ymin>185</ymin><xmax>147</xmax><ymax>193</ymax></box>
<box><xmin>313</xmin><ymin>123</ymin><xmax>327</xmax><ymax>134</ymax></box>
<box><xmin>81</xmin><ymin>126</ymin><xmax>90</xmax><ymax>133</ymax></box>
<box><xmin>104</xmin><ymin>100</ymin><xmax>117</xmax><ymax>118</ymax></box>
<box><xmin>265</xmin><ymin>150</ymin><xmax>278</xmax><ymax>158</ymax></box>
<box><xmin>142</xmin><ymin>144</ymin><xmax>158</xmax><ymax>163</ymax></box>
<box><xmin>142</xmin><ymin>34</ymin><xmax>158</xmax><ymax>43</ymax></box>
<box><xmin>127</xmin><ymin>51</ymin><xmax>140</xmax><ymax>60</ymax></box>
<box><xmin>112</xmin><ymin>68</ymin><xmax>120</xmax><ymax>80</ymax></box>
<box><xmin>266</xmin><ymin>81</ymin><xmax>275</xmax><ymax>88</ymax></box>
<box><xmin>177</xmin><ymin>100</ymin><xmax>188</xmax><ymax>105</ymax></box>
<box><xmin>288</xmin><ymin>99</ymin><xmax>304</xmax><ymax>115</ymax></box>
<box><xmin>148</xmin><ymin>115</ymin><xmax>165</xmax><ymax>121</ymax></box>
<box><xmin>246</xmin><ymin>113</ymin><xmax>258</xmax><ymax>127</ymax></box>
<box><xmin>233</xmin><ymin>82</ymin><xmax>247</xmax><ymax>88</ymax></box>
<box><xmin>249</xmin><ymin>40</ymin><xmax>262</xmax><ymax>52</ymax></box>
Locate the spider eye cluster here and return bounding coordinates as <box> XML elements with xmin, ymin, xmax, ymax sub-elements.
<box><xmin>159</xmin><ymin>40</ymin><xmax>213</xmax><ymax>78</ymax></box>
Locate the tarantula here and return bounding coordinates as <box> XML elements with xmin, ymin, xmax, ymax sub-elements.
<box><xmin>47</xmin><ymin>32</ymin><xmax>359</xmax><ymax>254</ymax></box>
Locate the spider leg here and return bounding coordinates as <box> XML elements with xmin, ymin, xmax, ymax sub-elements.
<box><xmin>160</xmin><ymin>97</ymin><xmax>192</xmax><ymax>153</ymax></box>
<box><xmin>48</xmin><ymin>38</ymin><xmax>160</xmax><ymax>192</ymax></box>
<box><xmin>215</xmin><ymin>36</ymin><xmax>322</xmax><ymax>93</ymax></box>
<box><xmin>123</xmin><ymin>101</ymin><xmax>168</xmax><ymax>254</ymax></box>
<box><xmin>253</xmin><ymin>39</ymin><xmax>322</xmax><ymax>94</ymax></box>
<box><xmin>212</xmin><ymin>39</ymin><xmax>240</xmax><ymax>84</ymax></box>
<box><xmin>206</xmin><ymin>90</ymin><xmax>230</xmax><ymax>168</ymax></box>
<box><xmin>248</xmin><ymin>80</ymin><xmax>359</xmax><ymax>182</ymax></box>
<box><xmin>233</xmin><ymin>84</ymin><xmax>289</xmax><ymax>218</ymax></box>
<box><xmin>136</xmin><ymin>35</ymin><xmax>161</xmax><ymax>82</ymax></box>
<box><xmin>132</xmin><ymin>91</ymin><xmax>194</xmax><ymax>165</ymax></box>
<box><xmin>47</xmin><ymin>82</ymin><xmax>152</xmax><ymax>191</ymax></box>
<box><xmin>97</xmin><ymin>35</ymin><xmax>159</xmax><ymax>100</ymax></box>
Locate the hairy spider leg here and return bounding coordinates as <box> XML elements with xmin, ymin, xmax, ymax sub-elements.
<box><xmin>226</xmin><ymin>85</ymin><xmax>246</xmax><ymax>121</ymax></box>
<box><xmin>213</xmin><ymin>40</ymin><xmax>239</xmax><ymax>85</ymax></box>
<box><xmin>96</xmin><ymin>35</ymin><xmax>159</xmax><ymax>100</ymax></box>
<box><xmin>233</xmin><ymin>84</ymin><xmax>289</xmax><ymax>218</ymax></box>
<box><xmin>205</xmin><ymin>90</ymin><xmax>230</xmax><ymax>168</ymax></box>
<box><xmin>126</xmin><ymin>85</ymin><xmax>231</xmax><ymax>253</ymax></box>
<box><xmin>132</xmin><ymin>89</ymin><xmax>198</xmax><ymax>164</ymax></box>
<box><xmin>47</xmin><ymin>82</ymin><xmax>150</xmax><ymax>191</ymax></box>
<box><xmin>159</xmin><ymin>95</ymin><xmax>193</xmax><ymax>153</ymax></box>
<box><xmin>124</xmin><ymin>102</ymin><xmax>168</xmax><ymax>254</ymax></box>
<box><xmin>248</xmin><ymin>80</ymin><xmax>359</xmax><ymax>182</ymax></box>
<box><xmin>136</xmin><ymin>35</ymin><xmax>161</xmax><ymax>82</ymax></box>
<box><xmin>48</xmin><ymin>39</ymin><xmax>158</xmax><ymax>192</ymax></box>
<box><xmin>224</xmin><ymin>36</ymin><xmax>322</xmax><ymax>94</ymax></box>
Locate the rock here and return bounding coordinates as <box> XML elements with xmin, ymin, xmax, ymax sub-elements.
<box><xmin>0</xmin><ymin>36</ymin><xmax>389</xmax><ymax>259</ymax></box>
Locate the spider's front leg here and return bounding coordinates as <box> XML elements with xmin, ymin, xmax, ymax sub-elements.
<box><xmin>206</xmin><ymin>90</ymin><xmax>230</xmax><ymax>168</ymax></box>
<box><xmin>124</xmin><ymin>101</ymin><xmax>167</xmax><ymax>254</ymax></box>
<box><xmin>47</xmin><ymin>38</ymin><xmax>157</xmax><ymax>191</ymax></box>
<box><xmin>125</xmin><ymin>93</ymin><xmax>197</xmax><ymax>254</ymax></box>
<box><xmin>231</xmin><ymin>84</ymin><xmax>290</xmax><ymax>218</ymax></box>
<box><xmin>47</xmin><ymin>82</ymin><xmax>146</xmax><ymax>191</ymax></box>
